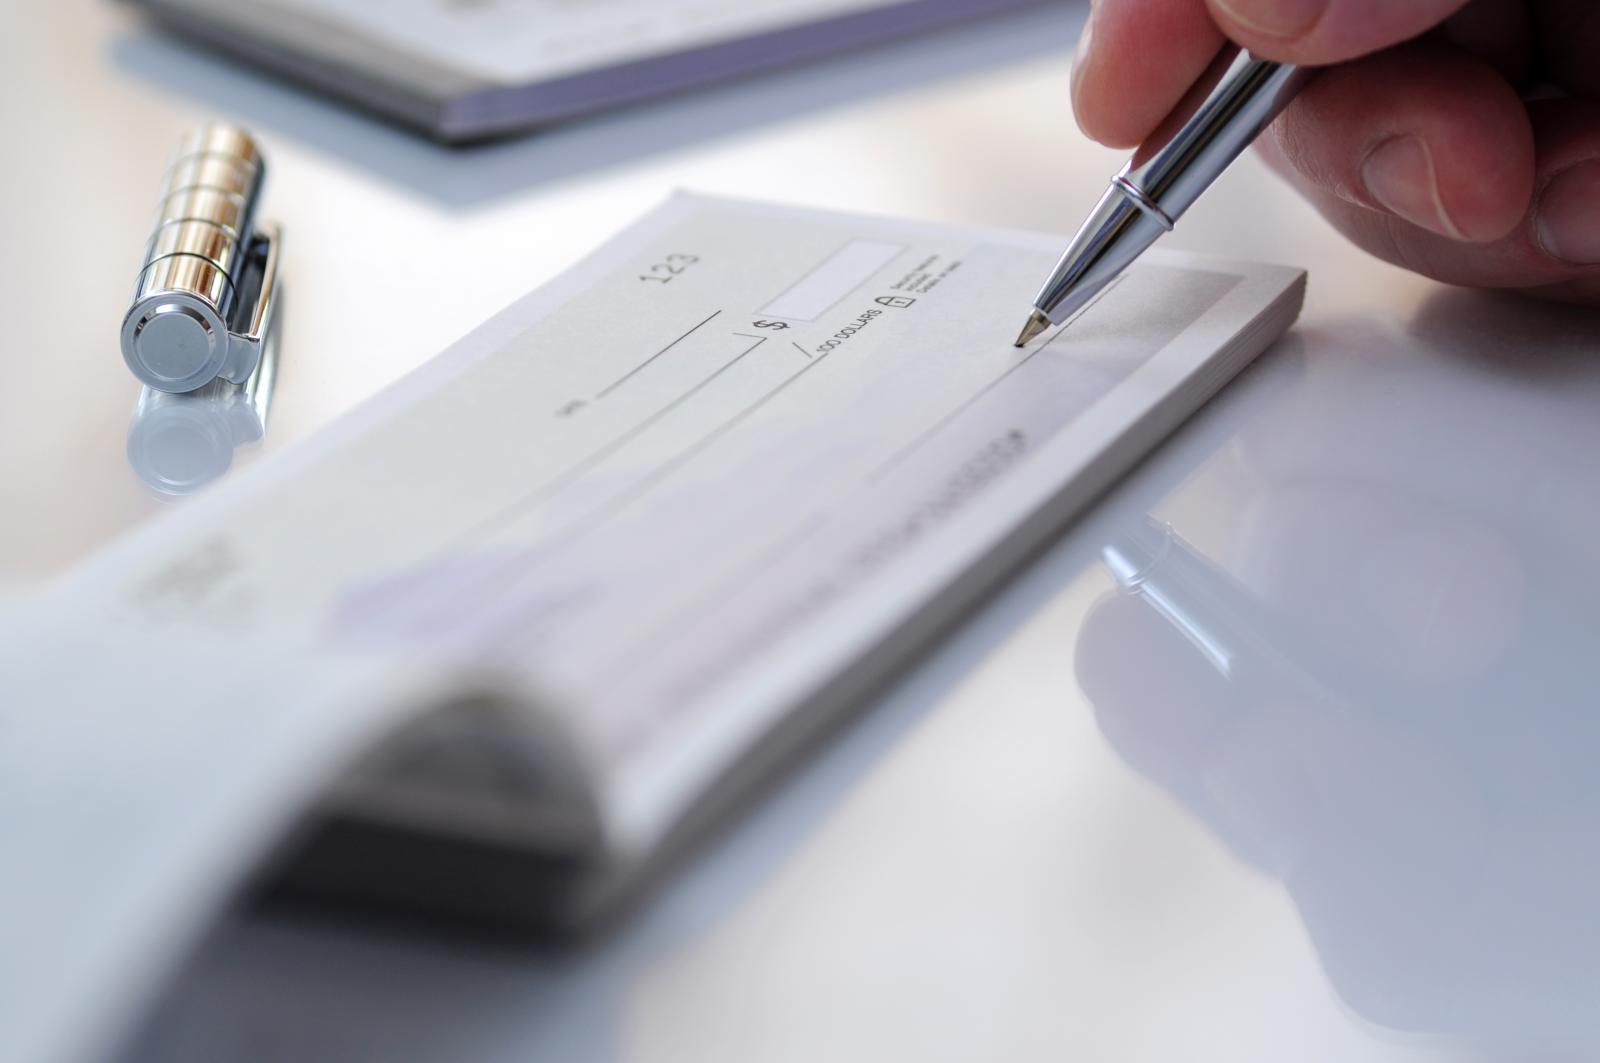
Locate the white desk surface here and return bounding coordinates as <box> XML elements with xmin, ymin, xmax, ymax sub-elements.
<box><xmin>6</xmin><ymin>3</ymin><xmax>1600</xmax><ymax>1060</ymax></box>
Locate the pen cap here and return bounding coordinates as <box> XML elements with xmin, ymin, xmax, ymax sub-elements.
<box><xmin>121</xmin><ymin>124</ymin><xmax>278</xmax><ymax>394</ymax></box>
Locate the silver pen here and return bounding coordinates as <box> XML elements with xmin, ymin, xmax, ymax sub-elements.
<box><xmin>1013</xmin><ymin>50</ymin><xmax>1311</xmax><ymax>346</ymax></box>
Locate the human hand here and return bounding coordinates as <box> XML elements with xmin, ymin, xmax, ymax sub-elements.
<box><xmin>1070</xmin><ymin>0</ymin><xmax>1600</xmax><ymax>303</ymax></box>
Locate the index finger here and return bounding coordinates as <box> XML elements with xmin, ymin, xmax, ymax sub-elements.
<box><xmin>1072</xmin><ymin>0</ymin><xmax>1473</xmax><ymax>148</ymax></box>
<box><xmin>1072</xmin><ymin>0</ymin><xmax>1226</xmax><ymax>148</ymax></box>
<box><xmin>1206</xmin><ymin>0</ymin><xmax>1472</xmax><ymax>64</ymax></box>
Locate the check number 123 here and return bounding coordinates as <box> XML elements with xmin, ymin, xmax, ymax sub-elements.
<box><xmin>640</xmin><ymin>254</ymin><xmax>700</xmax><ymax>284</ymax></box>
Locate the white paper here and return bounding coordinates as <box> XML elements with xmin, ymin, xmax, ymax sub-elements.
<box><xmin>61</xmin><ymin>194</ymin><xmax>1302</xmax><ymax>851</ymax></box>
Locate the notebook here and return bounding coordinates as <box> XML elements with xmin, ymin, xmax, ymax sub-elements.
<box><xmin>5</xmin><ymin>194</ymin><xmax>1302</xmax><ymax>1063</ymax></box>
<box><xmin>129</xmin><ymin>0</ymin><xmax>1063</xmax><ymax>141</ymax></box>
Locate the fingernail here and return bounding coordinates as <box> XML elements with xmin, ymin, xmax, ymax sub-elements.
<box><xmin>1213</xmin><ymin>0</ymin><xmax>1326</xmax><ymax>38</ymax></box>
<box><xmin>1361</xmin><ymin>135</ymin><xmax>1464</xmax><ymax>240</ymax></box>
<box><xmin>1536</xmin><ymin>160</ymin><xmax>1600</xmax><ymax>265</ymax></box>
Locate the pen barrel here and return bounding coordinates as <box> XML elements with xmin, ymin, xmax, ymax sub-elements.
<box><xmin>1029</xmin><ymin>51</ymin><xmax>1308</xmax><ymax>323</ymax></box>
<box><xmin>121</xmin><ymin>124</ymin><xmax>269</xmax><ymax>393</ymax></box>
<box><xmin>1122</xmin><ymin>51</ymin><xmax>1310</xmax><ymax>222</ymax></box>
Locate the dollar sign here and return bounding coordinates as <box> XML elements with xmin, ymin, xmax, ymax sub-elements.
<box><xmin>753</xmin><ymin>319</ymin><xmax>790</xmax><ymax>330</ymax></box>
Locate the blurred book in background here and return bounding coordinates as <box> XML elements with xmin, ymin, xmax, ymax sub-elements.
<box><xmin>127</xmin><ymin>0</ymin><xmax>1063</xmax><ymax>142</ymax></box>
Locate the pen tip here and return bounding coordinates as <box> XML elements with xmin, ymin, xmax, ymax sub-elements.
<box><xmin>1013</xmin><ymin>309</ymin><xmax>1050</xmax><ymax>348</ymax></box>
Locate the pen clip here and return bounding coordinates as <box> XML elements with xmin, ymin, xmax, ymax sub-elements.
<box><xmin>223</xmin><ymin>222</ymin><xmax>282</xmax><ymax>385</ymax></box>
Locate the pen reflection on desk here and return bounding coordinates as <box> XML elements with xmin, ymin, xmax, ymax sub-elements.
<box><xmin>126</xmin><ymin>328</ymin><xmax>279</xmax><ymax>496</ymax></box>
<box><xmin>1013</xmin><ymin>50</ymin><xmax>1309</xmax><ymax>347</ymax></box>
<box><xmin>1088</xmin><ymin>509</ymin><xmax>1600</xmax><ymax>1042</ymax></box>
<box><xmin>1101</xmin><ymin>515</ymin><xmax>1355</xmax><ymax>704</ymax></box>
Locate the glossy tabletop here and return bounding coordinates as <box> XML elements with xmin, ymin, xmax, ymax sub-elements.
<box><xmin>4</xmin><ymin>3</ymin><xmax>1599</xmax><ymax>1060</ymax></box>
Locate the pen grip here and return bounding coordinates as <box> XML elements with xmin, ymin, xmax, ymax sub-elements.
<box><xmin>1125</xmin><ymin>49</ymin><xmax>1310</xmax><ymax>223</ymax></box>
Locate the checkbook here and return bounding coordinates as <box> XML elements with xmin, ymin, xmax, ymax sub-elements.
<box><xmin>7</xmin><ymin>193</ymin><xmax>1302</xmax><ymax>1063</ymax></box>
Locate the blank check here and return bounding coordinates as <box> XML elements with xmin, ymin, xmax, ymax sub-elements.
<box><xmin>69</xmin><ymin>194</ymin><xmax>1303</xmax><ymax>848</ymax></box>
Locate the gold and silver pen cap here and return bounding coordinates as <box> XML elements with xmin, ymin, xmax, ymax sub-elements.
<box><xmin>121</xmin><ymin>124</ymin><xmax>281</xmax><ymax>394</ymax></box>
